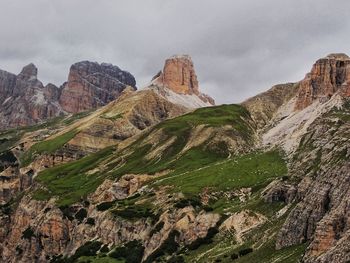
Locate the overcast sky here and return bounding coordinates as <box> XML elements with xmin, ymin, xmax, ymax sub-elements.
<box><xmin>1</xmin><ymin>0</ymin><xmax>350</xmax><ymax>103</ymax></box>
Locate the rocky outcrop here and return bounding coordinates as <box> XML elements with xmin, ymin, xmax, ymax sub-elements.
<box><xmin>276</xmin><ymin>101</ymin><xmax>350</xmax><ymax>262</ymax></box>
<box><xmin>295</xmin><ymin>53</ymin><xmax>350</xmax><ymax>110</ymax></box>
<box><xmin>242</xmin><ymin>83</ymin><xmax>298</xmax><ymax>129</ymax></box>
<box><xmin>59</xmin><ymin>88</ymin><xmax>187</xmax><ymax>152</ymax></box>
<box><xmin>154</xmin><ymin>55</ymin><xmax>199</xmax><ymax>96</ymax></box>
<box><xmin>150</xmin><ymin>55</ymin><xmax>215</xmax><ymax>108</ymax></box>
<box><xmin>0</xmin><ymin>64</ymin><xmax>64</xmax><ymax>130</ymax></box>
<box><xmin>0</xmin><ymin>61</ymin><xmax>137</xmax><ymax>130</ymax></box>
<box><xmin>59</xmin><ymin>61</ymin><xmax>136</xmax><ymax>113</ymax></box>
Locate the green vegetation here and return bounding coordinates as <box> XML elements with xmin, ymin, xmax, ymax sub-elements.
<box><xmin>100</xmin><ymin>113</ymin><xmax>123</xmax><ymax>121</ymax></box>
<box><xmin>111</xmin><ymin>203</ymin><xmax>158</xmax><ymax>222</ymax></box>
<box><xmin>21</xmin><ymin>129</ymin><xmax>79</xmax><ymax>167</ymax></box>
<box><xmin>33</xmin><ymin>146</ymin><xmax>114</xmax><ymax>206</ymax></box>
<box><xmin>109</xmin><ymin>240</ymin><xmax>144</xmax><ymax>263</ymax></box>
<box><xmin>109</xmin><ymin>104</ymin><xmax>254</xmax><ymax>177</ymax></box>
<box><xmin>145</xmin><ymin>230</ymin><xmax>180</xmax><ymax>263</ymax></box>
<box><xmin>75</xmin><ymin>208</ymin><xmax>88</xmax><ymax>222</ymax></box>
<box><xmin>63</xmin><ymin>110</ymin><xmax>93</xmax><ymax>125</ymax></box>
<box><xmin>22</xmin><ymin>227</ymin><xmax>35</xmax><ymax>239</ymax></box>
<box><xmin>159</xmin><ymin>104</ymin><xmax>254</xmax><ymax>139</ymax></box>
<box><xmin>77</xmin><ymin>257</ymin><xmax>123</xmax><ymax>263</ymax></box>
<box><xmin>157</xmin><ymin>150</ymin><xmax>287</xmax><ymax>196</ymax></box>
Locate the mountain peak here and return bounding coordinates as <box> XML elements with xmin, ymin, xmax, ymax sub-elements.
<box><xmin>325</xmin><ymin>53</ymin><xmax>350</xmax><ymax>60</ymax></box>
<box><xmin>295</xmin><ymin>54</ymin><xmax>350</xmax><ymax>110</ymax></box>
<box><xmin>19</xmin><ymin>63</ymin><xmax>38</xmax><ymax>80</ymax></box>
<box><xmin>150</xmin><ymin>55</ymin><xmax>215</xmax><ymax>107</ymax></box>
<box><xmin>153</xmin><ymin>54</ymin><xmax>199</xmax><ymax>95</ymax></box>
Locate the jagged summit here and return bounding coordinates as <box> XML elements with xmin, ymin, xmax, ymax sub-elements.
<box><xmin>295</xmin><ymin>52</ymin><xmax>350</xmax><ymax>110</ymax></box>
<box><xmin>59</xmin><ymin>61</ymin><xmax>137</xmax><ymax>113</ymax></box>
<box><xmin>19</xmin><ymin>63</ymin><xmax>38</xmax><ymax>80</ymax></box>
<box><xmin>325</xmin><ymin>53</ymin><xmax>350</xmax><ymax>60</ymax></box>
<box><xmin>148</xmin><ymin>55</ymin><xmax>215</xmax><ymax>108</ymax></box>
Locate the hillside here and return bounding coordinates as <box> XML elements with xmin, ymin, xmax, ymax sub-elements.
<box><xmin>0</xmin><ymin>54</ymin><xmax>349</xmax><ymax>263</ymax></box>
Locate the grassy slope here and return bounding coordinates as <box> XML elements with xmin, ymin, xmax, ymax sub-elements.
<box><xmin>28</xmin><ymin>104</ymin><xmax>306</xmax><ymax>262</ymax></box>
<box><xmin>21</xmin><ymin>129</ymin><xmax>79</xmax><ymax>167</ymax></box>
<box><xmin>33</xmin><ymin>104</ymin><xmax>255</xmax><ymax>206</ymax></box>
<box><xmin>33</xmin><ymin>146</ymin><xmax>115</xmax><ymax>206</ymax></box>
<box><xmin>156</xmin><ymin>150</ymin><xmax>287</xmax><ymax>196</ymax></box>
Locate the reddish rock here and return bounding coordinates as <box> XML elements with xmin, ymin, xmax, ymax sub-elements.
<box><xmin>59</xmin><ymin>61</ymin><xmax>136</xmax><ymax>113</ymax></box>
<box><xmin>154</xmin><ymin>55</ymin><xmax>199</xmax><ymax>95</ymax></box>
<box><xmin>295</xmin><ymin>53</ymin><xmax>350</xmax><ymax>110</ymax></box>
<box><xmin>152</xmin><ymin>55</ymin><xmax>215</xmax><ymax>106</ymax></box>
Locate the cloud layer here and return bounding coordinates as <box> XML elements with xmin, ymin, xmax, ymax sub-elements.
<box><xmin>1</xmin><ymin>0</ymin><xmax>350</xmax><ymax>103</ymax></box>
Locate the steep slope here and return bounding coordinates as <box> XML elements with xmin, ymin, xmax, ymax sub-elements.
<box><xmin>0</xmin><ymin>64</ymin><xmax>64</xmax><ymax>130</ymax></box>
<box><xmin>0</xmin><ymin>87</ymin><xmax>187</xmax><ymax>206</ymax></box>
<box><xmin>275</xmin><ymin>99</ymin><xmax>350</xmax><ymax>263</ymax></box>
<box><xmin>242</xmin><ymin>83</ymin><xmax>299</xmax><ymax>129</ymax></box>
<box><xmin>0</xmin><ymin>61</ymin><xmax>137</xmax><ymax>131</ymax></box>
<box><xmin>1</xmin><ymin>53</ymin><xmax>350</xmax><ymax>263</ymax></box>
<box><xmin>148</xmin><ymin>55</ymin><xmax>215</xmax><ymax>108</ymax></box>
<box><xmin>0</xmin><ymin>103</ymin><xmax>274</xmax><ymax>263</ymax></box>
<box><xmin>295</xmin><ymin>53</ymin><xmax>350</xmax><ymax>110</ymax></box>
<box><xmin>254</xmin><ymin>54</ymin><xmax>350</xmax><ymax>262</ymax></box>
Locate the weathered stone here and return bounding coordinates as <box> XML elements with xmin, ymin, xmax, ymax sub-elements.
<box><xmin>59</xmin><ymin>61</ymin><xmax>136</xmax><ymax>113</ymax></box>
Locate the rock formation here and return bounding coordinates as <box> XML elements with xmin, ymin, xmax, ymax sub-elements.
<box><xmin>59</xmin><ymin>61</ymin><xmax>136</xmax><ymax>113</ymax></box>
<box><xmin>1</xmin><ymin>53</ymin><xmax>350</xmax><ymax>263</ymax></box>
<box><xmin>150</xmin><ymin>55</ymin><xmax>215</xmax><ymax>108</ymax></box>
<box><xmin>0</xmin><ymin>64</ymin><xmax>64</xmax><ymax>130</ymax></box>
<box><xmin>0</xmin><ymin>61</ymin><xmax>137</xmax><ymax>130</ymax></box>
<box><xmin>295</xmin><ymin>53</ymin><xmax>350</xmax><ymax>110</ymax></box>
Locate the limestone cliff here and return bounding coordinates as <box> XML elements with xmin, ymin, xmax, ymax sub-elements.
<box><xmin>59</xmin><ymin>61</ymin><xmax>136</xmax><ymax>113</ymax></box>
<box><xmin>150</xmin><ymin>55</ymin><xmax>215</xmax><ymax>108</ymax></box>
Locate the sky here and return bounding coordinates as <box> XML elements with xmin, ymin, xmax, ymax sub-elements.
<box><xmin>1</xmin><ymin>0</ymin><xmax>350</xmax><ymax>104</ymax></box>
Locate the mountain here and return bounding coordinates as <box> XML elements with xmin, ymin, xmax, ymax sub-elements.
<box><xmin>0</xmin><ymin>64</ymin><xmax>64</xmax><ymax>129</ymax></box>
<box><xmin>0</xmin><ymin>53</ymin><xmax>350</xmax><ymax>263</ymax></box>
<box><xmin>59</xmin><ymin>61</ymin><xmax>136</xmax><ymax>113</ymax></box>
<box><xmin>0</xmin><ymin>61</ymin><xmax>136</xmax><ymax>130</ymax></box>
<box><xmin>147</xmin><ymin>55</ymin><xmax>215</xmax><ymax>108</ymax></box>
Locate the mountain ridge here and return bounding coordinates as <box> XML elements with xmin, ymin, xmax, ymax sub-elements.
<box><xmin>0</xmin><ymin>53</ymin><xmax>349</xmax><ymax>263</ymax></box>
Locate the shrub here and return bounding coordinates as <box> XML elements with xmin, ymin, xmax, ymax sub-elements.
<box><xmin>22</xmin><ymin>227</ymin><xmax>35</xmax><ymax>239</ymax></box>
<box><xmin>168</xmin><ymin>255</ymin><xmax>185</xmax><ymax>263</ymax></box>
<box><xmin>112</xmin><ymin>206</ymin><xmax>158</xmax><ymax>221</ymax></box>
<box><xmin>100</xmin><ymin>244</ymin><xmax>109</xmax><ymax>253</ymax></box>
<box><xmin>238</xmin><ymin>247</ymin><xmax>253</xmax><ymax>257</ymax></box>
<box><xmin>203</xmin><ymin>205</ymin><xmax>214</xmax><ymax>212</ymax></box>
<box><xmin>145</xmin><ymin>230</ymin><xmax>180</xmax><ymax>263</ymax></box>
<box><xmin>86</xmin><ymin>217</ymin><xmax>95</xmax><ymax>225</ymax></box>
<box><xmin>109</xmin><ymin>240</ymin><xmax>144</xmax><ymax>263</ymax></box>
<box><xmin>150</xmin><ymin>221</ymin><xmax>164</xmax><ymax>236</ymax></box>
<box><xmin>75</xmin><ymin>208</ymin><xmax>87</xmax><ymax>222</ymax></box>
<box><xmin>72</xmin><ymin>241</ymin><xmax>102</xmax><ymax>259</ymax></box>
<box><xmin>187</xmin><ymin>226</ymin><xmax>219</xmax><ymax>250</ymax></box>
<box><xmin>0</xmin><ymin>202</ymin><xmax>11</xmax><ymax>215</ymax></box>
<box><xmin>231</xmin><ymin>253</ymin><xmax>239</xmax><ymax>260</ymax></box>
<box><xmin>174</xmin><ymin>197</ymin><xmax>201</xmax><ymax>209</ymax></box>
<box><xmin>96</xmin><ymin>201</ymin><xmax>115</xmax><ymax>211</ymax></box>
<box><xmin>59</xmin><ymin>206</ymin><xmax>74</xmax><ymax>221</ymax></box>
<box><xmin>15</xmin><ymin>246</ymin><xmax>23</xmax><ymax>255</ymax></box>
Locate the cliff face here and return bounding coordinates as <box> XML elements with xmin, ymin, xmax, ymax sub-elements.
<box><xmin>295</xmin><ymin>53</ymin><xmax>350</xmax><ymax>110</ymax></box>
<box><xmin>2</xmin><ymin>53</ymin><xmax>350</xmax><ymax>263</ymax></box>
<box><xmin>276</xmin><ymin>101</ymin><xmax>350</xmax><ymax>263</ymax></box>
<box><xmin>0</xmin><ymin>64</ymin><xmax>64</xmax><ymax>129</ymax></box>
<box><xmin>59</xmin><ymin>61</ymin><xmax>136</xmax><ymax>113</ymax></box>
<box><xmin>0</xmin><ymin>61</ymin><xmax>137</xmax><ymax>130</ymax></box>
<box><xmin>154</xmin><ymin>55</ymin><xmax>199</xmax><ymax>95</ymax></box>
<box><xmin>150</xmin><ymin>55</ymin><xmax>215</xmax><ymax>107</ymax></box>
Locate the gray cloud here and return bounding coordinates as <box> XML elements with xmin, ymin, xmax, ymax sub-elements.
<box><xmin>1</xmin><ymin>0</ymin><xmax>350</xmax><ymax>103</ymax></box>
